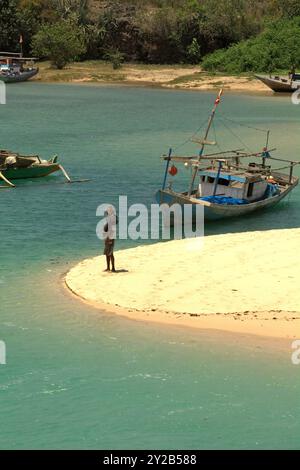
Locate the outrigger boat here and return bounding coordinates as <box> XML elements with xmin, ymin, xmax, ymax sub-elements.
<box><xmin>0</xmin><ymin>150</ymin><xmax>72</xmax><ymax>188</ymax></box>
<box><xmin>0</xmin><ymin>52</ymin><xmax>38</xmax><ymax>83</ymax></box>
<box><xmin>156</xmin><ymin>90</ymin><xmax>299</xmax><ymax>221</ymax></box>
<box><xmin>255</xmin><ymin>73</ymin><xmax>300</xmax><ymax>93</ymax></box>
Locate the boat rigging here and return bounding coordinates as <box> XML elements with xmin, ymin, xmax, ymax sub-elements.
<box><xmin>156</xmin><ymin>90</ymin><xmax>299</xmax><ymax>221</ymax></box>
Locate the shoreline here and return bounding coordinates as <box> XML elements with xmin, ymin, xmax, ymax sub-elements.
<box><xmin>33</xmin><ymin>61</ymin><xmax>272</xmax><ymax>95</ymax></box>
<box><xmin>65</xmin><ymin>230</ymin><xmax>300</xmax><ymax>340</ymax></box>
<box><xmin>65</xmin><ymin>279</ymin><xmax>300</xmax><ymax>341</ymax></box>
<box><xmin>34</xmin><ymin>79</ymin><xmax>272</xmax><ymax>96</ymax></box>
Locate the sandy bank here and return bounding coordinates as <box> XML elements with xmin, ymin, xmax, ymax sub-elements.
<box><xmin>35</xmin><ymin>61</ymin><xmax>270</xmax><ymax>94</ymax></box>
<box><xmin>165</xmin><ymin>75</ymin><xmax>269</xmax><ymax>93</ymax></box>
<box><xmin>65</xmin><ymin>229</ymin><xmax>300</xmax><ymax>339</ymax></box>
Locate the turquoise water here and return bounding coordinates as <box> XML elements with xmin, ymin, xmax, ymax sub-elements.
<box><xmin>0</xmin><ymin>83</ymin><xmax>300</xmax><ymax>449</ymax></box>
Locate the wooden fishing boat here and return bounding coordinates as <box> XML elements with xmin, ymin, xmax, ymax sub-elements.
<box><xmin>0</xmin><ymin>68</ymin><xmax>38</xmax><ymax>84</ymax></box>
<box><xmin>0</xmin><ymin>150</ymin><xmax>71</xmax><ymax>188</ymax></box>
<box><xmin>156</xmin><ymin>90</ymin><xmax>299</xmax><ymax>221</ymax></box>
<box><xmin>0</xmin><ymin>52</ymin><xmax>38</xmax><ymax>83</ymax></box>
<box><xmin>255</xmin><ymin>74</ymin><xmax>300</xmax><ymax>92</ymax></box>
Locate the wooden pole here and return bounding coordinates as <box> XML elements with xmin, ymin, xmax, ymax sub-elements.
<box><xmin>162</xmin><ymin>148</ymin><xmax>172</xmax><ymax>190</ymax></box>
<box><xmin>289</xmin><ymin>162</ymin><xmax>294</xmax><ymax>184</ymax></box>
<box><xmin>19</xmin><ymin>34</ymin><xmax>23</xmax><ymax>58</ymax></box>
<box><xmin>213</xmin><ymin>160</ymin><xmax>223</xmax><ymax>196</ymax></box>
<box><xmin>262</xmin><ymin>130</ymin><xmax>271</xmax><ymax>168</ymax></box>
<box><xmin>266</xmin><ymin>130</ymin><xmax>270</xmax><ymax>149</ymax></box>
<box><xmin>268</xmin><ymin>155</ymin><xmax>298</xmax><ymax>164</ymax></box>
<box><xmin>188</xmin><ymin>89</ymin><xmax>223</xmax><ymax>197</ymax></box>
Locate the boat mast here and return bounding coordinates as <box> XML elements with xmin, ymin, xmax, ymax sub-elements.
<box><xmin>162</xmin><ymin>148</ymin><xmax>172</xmax><ymax>190</ymax></box>
<box><xmin>262</xmin><ymin>130</ymin><xmax>271</xmax><ymax>168</ymax></box>
<box><xmin>19</xmin><ymin>35</ymin><xmax>23</xmax><ymax>58</ymax></box>
<box><xmin>187</xmin><ymin>89</ymin><xmax>223</xmax><ymax>197</ymax></box>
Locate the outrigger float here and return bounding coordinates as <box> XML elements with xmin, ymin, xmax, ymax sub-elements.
<box><xmin>156</xmin><ymin>90</ymin><xmax>299</xmax><ymax>221</ymax></box>
<box><xmin>0</xmin><ymin>150</ymin><xmax>81</xmax><ymax>188</ymax></box>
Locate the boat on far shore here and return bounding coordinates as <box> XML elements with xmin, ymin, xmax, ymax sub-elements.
<box><xmin>0</xmin><ymin>52</ymin><xmax>38</xmax><ymax>83</ymax></box>
<box><xmin>255</xmin><ymin>73</ymin><xmax>300</xmax><ymax>92</ymax></box>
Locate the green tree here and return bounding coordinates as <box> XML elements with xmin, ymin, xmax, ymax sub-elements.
<box><xmin>0</xmin><ymin>0</ymin><xmax>20</xmax><ymax>51</ymax></box>
<box><xmin>0</xmin><ymin>0</ymin><xmax>293</xmax><ymax>66</ymax></box>
<box><xmin>104</xmin><ymin>49</ymin><xmax>125</xmax><ymax>69</ymax></box>
<box><xmin>52</xmin><ymin>0</ymin><xmax>89</xmax><ymax>24</ymax></box>
<box><xmin>31</xmin><ymin>19</ymin><xmax>86</xmax><ymax>69</ymax></box>
<box><xmin>202</xmin><ymin>16</ymin><xmax>300</xmax><ymax>73</ymax></box>
<box><xmin>199</xmin><ymin>0</ymin><xmax>260</xmax><ymax>51</ymax></box>
<box><xmin>187</xmin><ymin>38</ymin><xmax>201</xmax><ymax>64</ymax></box>
<box><xmin>97</xmin><ymin>1</ymin><xmax>142</xmax><ymax>61</ymax></box>
<box><xmin>19</xmin><ymin>0</ymin><xmax>60</xmax><ymax>23</ymax></box>
<box><xmin>17</xmin><ymin>0</ymin><xmax>46</xmax><ymax>55</ymax></box>
<box><xmin>137</xmin><ymin>7</ymin><xmax>185</xmax><ymax>63</ymax></box>
<box><xmin>279</xmin><ymin>0</ymin><xmax>300</xmax><ymax>18</ymax></box>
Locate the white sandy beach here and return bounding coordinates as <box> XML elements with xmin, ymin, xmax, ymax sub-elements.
<box><xmin>65</xmin><ymin>229</ymin><xmax>300</xmax><ymax>339</ymax></box>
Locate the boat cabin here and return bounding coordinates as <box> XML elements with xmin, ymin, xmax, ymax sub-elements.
<box><xmin>0</xmin><ymin>59</ymin><xmax>21</xmax><ymax>75</ymax></box>
<box><xmin>0</xmin><ymin>53</ymin><xmax>37</xmax><ymax>77</ymax></box>
<box><xmin>197</xmin><ymin>166</ymin><xmax>269</xmax><ymax>202</ymax></box>
<box><xmin>0</xmin><ymin>150</ymin><xmax>40</xmax><ymax>169</ymax></box>
<box><xmin>291</xmin><ymin>73</ymin><xmax>300</xmax><ymax>82</ymax></box>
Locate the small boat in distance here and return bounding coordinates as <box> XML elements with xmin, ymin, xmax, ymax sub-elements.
<box><xmin>156</xmin><ymin>90</ymin><xmax>299</xmax><ymax>221</ymax></box>
<box><xmin>0</xmin><ymin>150</ymin><xmax>71</xmax><ymax>188</ymax></box>
<box><xmin>0</xmin><ymin>52</ymin><xmax>38</xmax><ymax>83</ymax></box>
<box><xmin>255</xmin><ymin>73</ymin><xmax>300</xmax><ymax>92</ymax></box>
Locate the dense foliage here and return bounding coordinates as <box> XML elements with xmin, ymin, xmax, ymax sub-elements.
<box><xmin>0</xmin><ymin>0</ymin><xmax>300</xmax><ymax>70</ymax></box>
<box><xmin>202</xmin><ymin>17</ymin><xmax>300</xmax><ymax>73</ymax></box>
<box><xmin>32</xmin><ymin>20</ymin><xmax>86</xmax><ymax>68</ymax></box>
<box><xmin>0</xmin><ymin>0</ymin><xmax>20</xmax><ymax>51</ymax></box>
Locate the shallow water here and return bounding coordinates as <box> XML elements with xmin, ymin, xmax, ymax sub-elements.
<box><xmin>0</xmin><ymin>83</ymin><xmax>300</xmax><ymax>449</ymax></box>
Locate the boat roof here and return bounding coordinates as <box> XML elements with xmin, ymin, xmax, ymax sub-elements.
<box><xmin>199</xmin><ymin>169</ymin><xmax>263</xmax><ymax>183</ymax></box>
<box><xmin>0</xmin><ymin>56</ymin><xmax>37</xmax><ymax>61</ymax></box>
<box><xmin>161</xmin><ymin>148</ymin><xmax>276</xmax><ymax>163</ymax></box>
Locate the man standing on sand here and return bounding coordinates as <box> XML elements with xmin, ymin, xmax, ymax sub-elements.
<box><xmin>103</xmin><ymin>206</ymin><xmax>117</xmax><ymax>273</ymax></box>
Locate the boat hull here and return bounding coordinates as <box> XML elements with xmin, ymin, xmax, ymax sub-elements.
<box><xmin>156</xmin><ymin>178</ymin><xmax>298</xmax><ymax>221</ymax></box>
<box><xmin>0</xmin><ymin>68</ymin><xmax>39</xmax><ymax>83</ymax></box>
<box><xmin>255</xmin><ymin>74</ymin><xmax>300</xmax><ymax>93</ymax></box>
<box><xmin>2</xmin><ymin>163</ymin><xmax>60</xmax><ymax>180</ymax></box>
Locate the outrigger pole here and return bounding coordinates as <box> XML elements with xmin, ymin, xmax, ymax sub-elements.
<box><xmin>0</xmin><ymin>171</ymin><xmax>15</xmax><ymax>187</ymax></box>
<box><xmin>58</xmin><ymin>164</ymin><xmax>91</xmax><ymax>184</ymax></box>
<box><xmin>58</xmin><ymin>164</ymin><xmax>71</xmax><ymax>183</ymax></box>
<box><xmin>187</xmin><ymin>89</ymin><xmax>223</xmax><ymax>197</ymax></box>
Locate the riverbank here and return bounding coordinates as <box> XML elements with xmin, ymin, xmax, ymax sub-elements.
<box><xmin>65</xmin><ymin>229</ymin><xmax>300</xmax><ymax>339</ymax></box>
<box><xmin>34</xmin><ymin>61</ymin><xmax>270</xmax><ymax>93</ymax></box>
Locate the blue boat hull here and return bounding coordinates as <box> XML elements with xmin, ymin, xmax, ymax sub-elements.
<box><xmin>155</xmin><ymin>179</ymin><xmax>298</xmax><ymax>221</ymax></box>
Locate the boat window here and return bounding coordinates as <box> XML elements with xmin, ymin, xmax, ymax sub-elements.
<box><xmin>201</xmin><ymin>176</ymin><xmax>206</xmax><ymax>182</ymax></box>
<box><xmin>218</xmin><ymin>178</ymin><xmax>230</xmax><ymax>186</ymax></box>
<box><xmin>230</xmin><ymin>181</ymin><xmax>244</xmax><ymax>189</ymax></box>
<box><xmin>208</xmin><ymin>176</ymin><xmax>215</xmax><ymax>183</ymax></box>
<box><xmin>247</xmin><ymin>182</ymin><xmax>254</xmax><ymax>197</ymax></box>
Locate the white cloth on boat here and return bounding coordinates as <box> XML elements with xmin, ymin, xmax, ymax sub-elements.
<box><xmin>5</xmin><ymin>156</ymin><xmax>17</xmax><ymax>166</ymax></box>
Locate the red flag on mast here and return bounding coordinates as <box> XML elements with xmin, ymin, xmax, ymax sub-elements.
<box><xmin>215</xmin><ymin>89</ymin><xmax>223</xmax><ymax>105</ymax></box>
